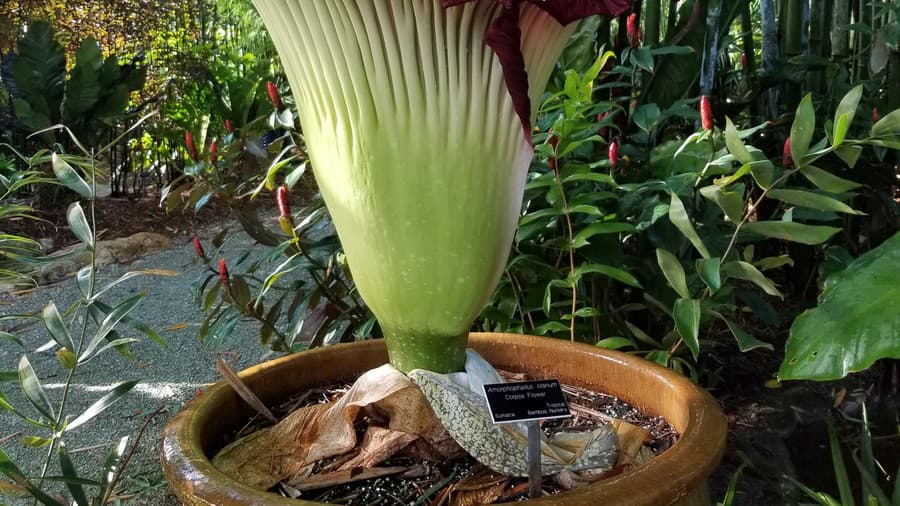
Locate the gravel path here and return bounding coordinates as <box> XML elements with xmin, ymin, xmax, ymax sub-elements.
<box><xmin>0</xmin><ymin>223</ymin><xmax>278</xmax><ymax>505</ymax></box>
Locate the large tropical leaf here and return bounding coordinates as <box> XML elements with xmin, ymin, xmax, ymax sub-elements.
<box><xmin>779</xmin><ymin>232</ymin><xmax>900</xmax><ymax>380</ymax></box>
<box><xmin>11</xmin><ymin>20</ymin><xmax>66</xmax><ymax>130</ymax></box>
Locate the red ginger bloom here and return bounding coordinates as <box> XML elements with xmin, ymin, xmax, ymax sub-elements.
<box><xmin>626</xmin><ymin>13</ymin><xmax>640</xmax><ymax>48</ymax></box>
<box><xmin>597</xmin><ymin>111</ymin><xmax>609</xmax><ymax>139</ymax></box>
<box><xmin>276</xmin><ymin>185</ymin><xmax>291</xmax><ymax>219</ymax></box>
<box><xmin>267</xmin><ymin>81</ymin><xmax>283</xmax><ymax>110</ymax></box>
<box><xmin>783</xmin><ymin>137</ymin><xmax>793</xmax><ymax>168</ymax></box>
<box><xmin>608</xmin><ymin>140</ymin><xmax>619</xmax><ymax>166</ymax></box>
<box><xmin>740</xmin><ymin>53</ymin><xmax>748</xmax><ymax>69</ymax></box>
<box><xmin>873</xmin><ymin>107</ymin><xmax>879</xmax><ymax>123</ymax></box>
<box><xmin>700</xmin><ymin>95</ymin><xmax>713</xmax><ymax>131</ymax></box>
<box><xmin>225</xmin><ymin>119</ymin><xmax>234</xmax><ymax>133</ymax></box>
<box><xmin>185</xmin><ymin>131</ymin><xmax>198</xmax><ymax>162</ymax></box>
<box><xmin>218</xmin><ymin>258</ymin><xmax>230</xmax><ymax>287</ymax></box>
<box><xmin>209</xmin><ymin>140</ymin><xmax>218</xmax><ymax>164</ymax></box>
<box><xmin>193</xmin><ymin>237</ymin><xmax>205</xmax><ymax>259</ymax></box>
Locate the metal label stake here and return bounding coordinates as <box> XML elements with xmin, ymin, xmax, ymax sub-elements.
<box><xmin>527</xmin><ymin>420</ymin><xmax>541</xmax><ymax>498</ymax></box>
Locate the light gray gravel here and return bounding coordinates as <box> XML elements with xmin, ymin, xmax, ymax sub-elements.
<box><xmin>0</xmin><ymin>222</ymin><xmax>279</xmax><ymax>505</ymax></box>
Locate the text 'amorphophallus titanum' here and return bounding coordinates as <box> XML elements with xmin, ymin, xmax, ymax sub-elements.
<box><xmin>253</xmin><ymin>0</ymin><xmax>630</xmax><ymax>373</ymax></box>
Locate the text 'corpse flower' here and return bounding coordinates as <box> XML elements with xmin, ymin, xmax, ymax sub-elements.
<box><xmin>253</xmin><ymin>0</ymin><xmax>629</xmax><ymax>372</ymax></box>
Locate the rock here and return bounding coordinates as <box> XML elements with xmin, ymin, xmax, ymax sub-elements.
<box><xmin>32</xmin><ymin>232</ymin><xmax>172</xmax><ymax>285</ymax></box>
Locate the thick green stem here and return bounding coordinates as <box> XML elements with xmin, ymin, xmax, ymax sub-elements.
<box><xmin>383</xmin><ymin>327</ymin><xmax>467</xmax><ymax>373</ymax></box>
<box><xmin>645</xmin><ymin>0</ymin><xmax>661</xmax><ymax>46</ymax></box>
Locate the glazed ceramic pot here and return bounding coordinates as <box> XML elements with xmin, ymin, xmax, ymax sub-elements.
<box><xmin>161</xmin><ymin>333</ymin><xmax>727</xmax><ymax>505</ymax></box>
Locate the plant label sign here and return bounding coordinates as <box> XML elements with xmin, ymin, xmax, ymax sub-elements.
<box><xmin>482</xmin><ymin>379</ymin><xmax>571</xmax><ymax>424</ymax></box>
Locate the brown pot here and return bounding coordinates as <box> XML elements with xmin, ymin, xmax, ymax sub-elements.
<box><xmin>161</xmin><ymin>333</ymin><xmax>727</xmax><ymax>505</ymax></box>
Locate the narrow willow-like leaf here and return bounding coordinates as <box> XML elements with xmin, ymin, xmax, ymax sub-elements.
<box><xmin>799</xmin><ymin>166</ymin><xmax>862</xmax><ymax>193</ymax></box>
<box><xmin>833</xmin><ymin>85</ymin><xmax>863</xmax><ymax>142</ymax></box>
<box><xmin>58</xmin><ymin>443</ymin><xmax>90</xmax><ymax>506</ymax></box>
<box><xmin>722</xmin><ymin>261</ymin><xmax>783</xmax><ymax>299</ymax></box>
<box><xmin>51</xmin><ymin>153</ymin><xmax>92</xmax><ymax>199</ymax></box>
<box><xmin>0</xmin><ymin>449</ymin><xmax>64</xmax><ymax>505</ymax></box>
<box><xmin>66</xmin><ymin>202</ymin><xmax>93</xmax><ymax>248</ymax></box>
<box><xmin>41</xmin><ymin>302</ymin><xmax>75</xmax><ymax>354</ymax></box>
<box><xmin>569</xmin><ymin>263</ymin><xmax>641</xmax><ymax>288</ymax></box>
<box><xmin>18</xmin><ymin>356</ymin><xmax>54</xmax><ymax>423</ymax></box>
<box><xmin>66</xmin><ymin>381</ymin><xmax>138</xmax><ymax>431</ymax></box>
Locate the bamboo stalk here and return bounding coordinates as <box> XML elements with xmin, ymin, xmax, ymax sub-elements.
<box><xmin>831</xmin><ymin>0</ymin><xmax>850</xmax><ymax>59</ymax></box>
<box><xmin>699</xmin><ymin>0</ymin><xmax>723</xmax><ymax>95</ymax></box>
<box><xmin>760</xmin><ymin>0</ymin><xmax>779</xmax><ymax>117</ymax></box>
<box><xmin>857</xmin><ymin>0</ymin><xmax>872</xmax><ymax>80</ymax></box>
<box><xmin>808</xmin><ymin>0</ymin><xmax>826</xmax><ymax>94</ymax></box>
<box><xmin>645</xmin><ymin>0</ymin><xmax>662</xmax><ymax>46</ymax></box>
<box><xmin>666</xmin><ymin>0</ymin><xmax>679</xmax><ymax>40</ymax></box>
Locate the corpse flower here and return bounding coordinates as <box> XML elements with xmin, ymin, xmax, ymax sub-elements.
<box><xmin>253</xmin><ymin>0</ymin><xmax>629</xmax><ymax>374</ymax></box>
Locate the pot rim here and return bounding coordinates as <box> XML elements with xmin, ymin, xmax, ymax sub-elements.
<box><xmin>161</xmin><ymin>333</ymin><xmax>726</xmax><ymax>505</ymax></box>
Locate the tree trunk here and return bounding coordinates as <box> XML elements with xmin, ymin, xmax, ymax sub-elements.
<box><xmin>784</xmin><ymin>0</ymin><xmax>805</xmax><ymax>106</ymax></box>
<box><xmin>808</xmin><ymin>0</ymin><xmax>827</xmax><ymax>94</ymax></box>
<box><xmin>645</xmin><ymin>0</ymin><xmax>662</xmax><ymax>46</ymax></box>
<box><xmin>760</xmin><ymin>0</ymin><xmax>780</xmax><ymax>117</ymax></box>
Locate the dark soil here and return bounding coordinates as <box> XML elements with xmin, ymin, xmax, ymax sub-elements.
<box><xmin>227</xmin><ymin>371</ymin><xmax>679</xmax><ymax>506</ymax></box>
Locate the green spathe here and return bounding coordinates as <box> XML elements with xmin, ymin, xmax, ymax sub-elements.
<box><xmin>255</xmin><ymin>0</ymin><xmax>575</xmax><ymax>372</ymax></box>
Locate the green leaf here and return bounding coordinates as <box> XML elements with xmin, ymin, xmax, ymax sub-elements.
<box><xmin>695</xmin><ymin>258</ymin><xmax>721</xmax><ymax>293</ymax></box>
<box><xmin>656</xmin><ymin>249</ymin><xmax>690</xmax><ymax>299</ymax></box>
<box><xmin>58</xmin><ymin>443</ymin><xmax>90</xmax><ymax>506</ymax></box>
<box><xmin>569</xmin><ymin>263</ymin><xmax>641</xmax><ymax>288</ymax></box>
<box><xmin>571</xmin><ymin>222</ymin><xmax>635</xmax><ymax>248</ymax></box>
<box><xmin>719</xmin><ymin>315</ymin><xmax>773</xmax><ymax>352</ymax></box>
<box><xmin>18</xmin><ymin>356</ymin><xmax>54</xmax><ymax>423</ymax></box>
<box><xmin>41</xmin><ymin>302</ymin><xmax>75</xmax><ymax>353</ymax></box>
<box><xmin>742</xmin><ymin>221</ymin><xmax>840</xmax><ymax>245</ymax></box>
<box><xmin>799</xmin><ymin>166</ymin><xmax>862</xmax><ymax>193</ymax></box>
<box><xmin>779</xmin><ymin>232</ymin><xmax>900</xmax><ymax>380</ymax></box>
<box><xmin>870</xmin><ymin>108</ymin><xmax>900</xmax><ymax>140</ymax></box>
<box><xmin>722</xmin><ymin>261</ymin><xmax>783</xmax><ymax>299</ymax></box>
<box><xmin>834</xmin><ymin>145</ymin><xmax>863</xmax><ymax>168</ymax></box>
<box><xmin>633</xmin><ymin>104</ymin><xmax>661</xmax><ymax>133</ymax></box>
<box><xmin>562</xmin><ymin>172</ymin><xmax>617</xmax><ymax>186</ymax></box>
<box><xmin>56</xmin><ymin>348</ymin><xmax>77</xmax><ymax>369</ymax></box>
<box><xmin>97</xmin><ymin>436</ymin><xmax>129</xmax><ymax>498</ymax></box>
<box><xmin>790</xmin><ymin>94</ymin><xmax>815</xmax><ymax>163</ymax></box>
<box><xmin>66</xmin><ymin>202</ymin><xmax>93</xmax><ymax>248</ymax></box>
<box><xmin>80</xmin><ymin>293</ymin><xmax>144</xmax><ymax>360</ymax></box>
<box><xmin>668</xmin><ymin>192</ymin><xmax>711</xmax><ymax>258</ymax></box>
<box><xmin>631</xmin><ymin>47</ymin><xmax>654</xmax><ymax>72</ymax></box>
<box><xmin>755</xmin><ymin>255</ymin><xmax>795</xmax><ymax>271</ymax></box>
<box><xmin>595</xmin><ymin>337</ymin><xmax>636</xmax><ymax>350</ymax></box>
<box><xmin>673</xmin><ymin>298</ymin><xmax>701</xmax><ymax>359</ymax></box>
<box><xmin>0</xmin><ymin>331</ymin><xmax>23</xmax><ymax>347</ymax></box>
<box><xmin>724</xmin><ymin>117</ymin><xmax>753</xmax><ymax>164</ymax></box>
<box><xmin>51</xmin><ymin>154</ymin><xmax>92</xmax><ymax>199</ymax></box>
<box><xmin>833</xmin><ymin>85</ymin><xmax>863</xmax><ymax>144</ymax></box>
<box><xmin>66</xmin><ymin>380</ymin><xmax>137</xmax><ymax>431</ymax></box>
<box><xmin>767</xmin><ymin>189</ymin><xmax>863</xmax><ymax>215</ymax></box>
<box><xmin>75</xmin><ymin>266</ymin><xmax>92</xmax><ymax>298</ymax></box>
<box><xmin>0</xmin><ymin>448</ymin><xmax>64</xmax><ymax>505</ymax></box>
<box><xmin>699</xmin><ymin>185</ymin><xmax>744</xmax><ymax>222</ymax></box>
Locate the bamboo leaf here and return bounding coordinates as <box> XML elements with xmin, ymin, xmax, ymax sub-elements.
<box><xmin>668</xmin><ymin>192</ymin><xmax>711</xmax><ymax>258</ymax></box>
<box><xmin>742</xmin><ymin>221</ymin><xmax>841</xmax><ymax>245</ymax></box>
<box><xmin>0</xmin><ymin>449</ymin><xmax>64</xmax><ymax>505</ymax></box>
<box><xmin>569</xmin><ymin>263</ymin><xmax>641</xmax><ymax>288</ymax></box>
<box><xmin>790</xmin><ymin>94</ymin><xmax>815</xmax><ymax>163</ymax></box>
<box><xmin>66</xmin><ymin>202</ymin><xmax>93</xmax><ymax>248</ymax></box>
<box><xmin>725</xmin><ymin>117</ymin><xmax>753</xmax><ymax>164</ymax></box>
<box><xmin>833</xmin><ymin>85</ymin><xmax>863</xmax><ymax>144</ymax></box>
<box><xmin>696</xmin><ymin>257</ymin><xmax>722</xmax><ymax>292</ymax></box>
<box><xmin>66</xmin><ymin>380</ymin><xmax>137</xmax><ymax>431</ymax></box>
<box><xmin>17</xmin><ymin>356</ymin><xmax>54</xmax><ymax>423</ymax></box>
<box><xmin>656</xmin><ymin>249</ymin><xmax>690</xmax><ymax>299</ymax></box>
<box><xmin>722</xmin><ymin>261</ymin><xmax>783</xmax><ymax>298</ymax></box>
<box><xmin>81</xmin><ymin>293</ymin><xmax>144</xmax><ymax>359</ymax></box>
<box><xmin>571</xmin><ymin>222</ymin><xmax>635</xmax><ymax>248</ymax></box>
<box><xmin>710</xmin><ymin>311</ymin><xmax>773</xmax><ymax>351</ymax></box>
<box><xmin>767</xmin><ymin>189</ymin><xmax>863</xmax><ymax>215</ymax></box>
<box><xmin>673</xmin><ymin>298</ymin><xmax>701</xmax><ymax>359</ymax></box>
<box><xmin>799</xmin><ymin>166</ymin><xmax>862</xmax><ymax>193</ymax></box>
<box><xmin>595</xmin><ymin>337</ymin><xmax>636</xmax><ymax>350</ymax></box>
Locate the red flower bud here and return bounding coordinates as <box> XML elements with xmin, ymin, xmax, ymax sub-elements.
<box><xmin>783</xmin><ymin>137</ymin><xmax>793</xmax><ymax>168</ymax></box>
<box><xmin>267</xmin><ymin>81</ymin><xmax>283</xmax><ymax>110</ymax></box>
<box><xmin>873</xmin><ymin>107</ymin><xmax>879</xmax><ymax>123</ymax></box>
<box><xmin>193</xmin><ymin>236</ymin><xmax>205</xmax><ymax>259</ymax></box>
<box><xmin>700</xmin><ymin>95</ymin><xmax>714</xmax><ymax>131</ymax></box>
<box><xmin>548</xmin><ymin>157</ymin><xmax>557</xmax><ymax>171</ymax></box>
<box><xmin>548</xmin><ymin>130</ymin><xmax>559</xmax><ymax>150</ymax></box>
<box><xmin>740</xmin><ymin>53</ymin><xmax>748</xmax><ymax>69</ymax></box>
<box><xmin>218</xmin><ymin>258</ymin><xmax>229</xmax><ymax>287</ymax></box>
<box><xmin>276</xmin><ymin>184</ymin><xmax>291</xmax><ymax>219</ymax></box>
<box><xmin>209</xmin><ymin>140</ymin><xmax>218</xmax><ymax>164</ymax></box>
<box><xmin>185</xmin><ymin>130</ymin><xmax>198</xmax><ymax>162</ymax></box>
<box><xmin>225</xmin><ymin>119</ymin><xmax>234</xmax><ymax>133</ymax></box>
<box><xmin>608</xmin><ymin>140</ymin><xmax>619</xmax><ymax>166</ymax></box>
<box><xmin>627</xmin><ymin>13</ymin><xmax>640</xmax><ymax>48</ymax></box>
